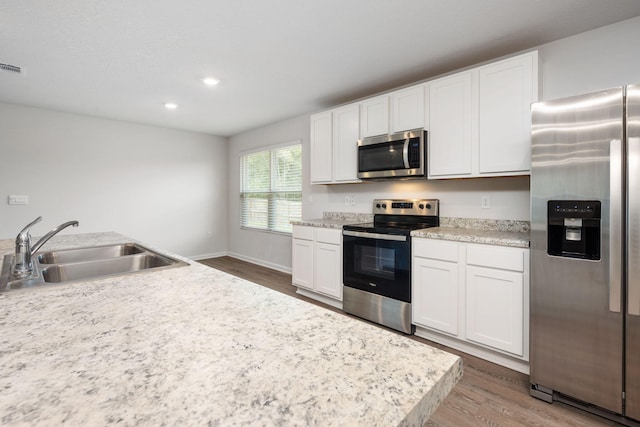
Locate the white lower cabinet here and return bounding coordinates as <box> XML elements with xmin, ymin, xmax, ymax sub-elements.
<box><xmin>413</xmin><ymin>239</ymin><xmax>460</xmax><ymax>336</ymax></box>
<box><xmin>466</xmin><ymin>266</ymin><xmax>524</xmax><ymax>356</ymax></box>
<box><xmin>292</xmin><ymin>226</ymin><xmax>342</xmax><ymax>306</ymax></box>
<box><xmin>292</xmin><ymin>237</ymin><xmax>314</xmax><ymax>290</ymax></box>
<box><xmin>412</xmin><ymin>238</ymin><xmax>530</xmax><ymax>373</ymax></box>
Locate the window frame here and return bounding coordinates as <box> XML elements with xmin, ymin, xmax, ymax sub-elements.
<box><xmin>239</xmin><ymin>140</ymin><xmax>302</xmax><ymax>235</ymax></box>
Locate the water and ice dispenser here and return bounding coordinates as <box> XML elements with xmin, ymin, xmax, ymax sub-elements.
<box><xmin>547</xmin><ymin>200</ymin><xmax>601</xmax><ymax>260</ymax></box>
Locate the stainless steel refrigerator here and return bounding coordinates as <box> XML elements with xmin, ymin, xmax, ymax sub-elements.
<box><xmin>530</xmin><ymin>84</ymin><xmax>640</xmax><ymax>424</ymax></box>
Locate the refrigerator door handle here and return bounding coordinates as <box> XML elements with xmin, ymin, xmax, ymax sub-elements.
<box><xmin>629</xmin><ymin>136</ymin><xmax>640</xmax><ymax>316</ymax></box>
<box><xmin>610</xmin><ymin>138</ymin><xmax>623</xmax><ymax>313</ymax></box>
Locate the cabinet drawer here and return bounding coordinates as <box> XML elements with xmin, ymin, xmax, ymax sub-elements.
<box><xmin>315</xmin><ymin>228</ymin><xmax>342</xmax><ymax>245</ymax></box>
<box><xmin>413</xmin><ymin>238</ymin><xmax>459</xmax><ymax>262</ymax></box>
<box><xmin>293</xmin><ymin>225</ymin><xmax>314</xmax><ymax>241</ymax></box>
<box><xmin>466</xmin><ymin>244</ymin><xmax>524</xmax><ymax>272</ymax></box>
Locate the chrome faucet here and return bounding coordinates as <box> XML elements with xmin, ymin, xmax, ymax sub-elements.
<box><xmin>13</xmin><ymin>216</ymin><xmax>79</xmax><ymax>278</ymax></box>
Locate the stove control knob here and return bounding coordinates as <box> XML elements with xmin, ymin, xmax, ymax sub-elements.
<box><xmin>426</xmin><ymin>203</ymin><xmax>432</xmax><ymax>210</ymax></box>
<box><xmin>418</xmin><ymin>203</ymin><xmax>425</xmax><ymax>210</ymax></box>
<box><xmin>376</xmin><ymin>203</ymin><xmax>381</xmax><ymax>209</ymax></box>
<box><xmin>381</xmin><ymin>203</ymin><xmax>387</xmax><ymax>209</ymax></box>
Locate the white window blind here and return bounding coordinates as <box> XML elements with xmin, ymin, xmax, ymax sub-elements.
<box><xmin>240</xmin><ymin>142</ymin><xmax>302</xmax><ymax>234</ymax></box>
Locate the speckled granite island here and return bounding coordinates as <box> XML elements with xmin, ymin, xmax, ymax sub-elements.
<box><xmin>0</xmin><ymin>232</ymin><xmax>462</xmax><ymax>426</ymax></box>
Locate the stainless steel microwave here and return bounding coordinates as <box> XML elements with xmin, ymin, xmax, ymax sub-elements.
<box><xmin>357</xmin><ymin>129</ymin><xmax>427</xmax><ymax>179</ymax></box>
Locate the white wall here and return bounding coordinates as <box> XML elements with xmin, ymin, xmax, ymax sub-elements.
<box><xmin>228</xmin><ymin>16</ymin><xmax>640</xmax><ymax>271</ymax></box>
<box><xmin>538</xmin><ymin>16</ymin><xmax>640</xmax><ymax>101</ymax></box>
<box><xmin>227</xmin><ymin>115</ymin><xmax>310</xmax><ymax>273</ymax></box>
<box><xmin>0</xmin><ymin>103</ymin><xmax>228</xmax><ymax>259</ymax></box>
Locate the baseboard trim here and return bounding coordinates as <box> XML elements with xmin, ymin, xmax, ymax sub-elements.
<box><xmin>190</xmin><ymin>251</ymin><xmax>228</xmax><ymax>261</ymax></box>
<box><xmin>226</xmin><ymin>251</ymin><xmax>292</xmax><ymax>274</ymax></box>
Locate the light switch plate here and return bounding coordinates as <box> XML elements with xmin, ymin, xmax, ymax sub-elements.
<box><xmin>8</xmin><ymin>195</ymin><xmax>29</xmax><ymax>205</ymax></box>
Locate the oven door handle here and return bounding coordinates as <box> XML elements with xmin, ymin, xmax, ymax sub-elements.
<box><xmin>343</xmin><ymin>230</ymin><xmax>407</xmax><ymax>242</ymax></box>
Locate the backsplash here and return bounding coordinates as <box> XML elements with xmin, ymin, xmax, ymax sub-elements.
<box><xmin>440</xmin><ymin>217</ymin><xmax>530</xmax><ymax>233</ymax></box>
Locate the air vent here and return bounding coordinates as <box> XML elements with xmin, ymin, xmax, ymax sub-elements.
<box><xmin>0</xmin><ymin>63</ymin><xmax>22</xmax><ymax>74</ymax></box>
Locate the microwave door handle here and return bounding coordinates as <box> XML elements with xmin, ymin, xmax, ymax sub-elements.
<box><xmin>402</xmin><ymin>139</ymin><xmax>410</xmax><ymax>168</ymax></box>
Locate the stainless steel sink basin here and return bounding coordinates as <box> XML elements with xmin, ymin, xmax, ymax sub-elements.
<box><xmin>41</xmin><ymin>254</ymin><xmax>178</xmax><ymax>283</ymax></box>
<box><xmin>38</xmin><ymin>243</ymin><xmax>145</xmax><ymax>264</ymax></box>
<box><xmin>1</xmin><ymin>242</ymin><xmax>188</xmax><ymax>292</ymax></box>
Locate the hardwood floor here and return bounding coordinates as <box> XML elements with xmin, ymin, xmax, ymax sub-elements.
<box><xmin>198</xmin><ymin>256</ymin><xmax>617</xmax><ymax>426</ymax></box>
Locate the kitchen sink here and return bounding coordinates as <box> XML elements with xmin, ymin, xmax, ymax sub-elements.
<box><xmin>0</xmin><ymin>243</ymin><xmax>189</xmax><ymax>291</ymax></box>
<box><xmin>38</xmin><ymin>243</ymin><xmax>145</xmax><ymax>264</ymax></box>
<box><xmin>41</xmin><ymin>254</ymin><xmax>178</xmax><ymax>283</ymax></box>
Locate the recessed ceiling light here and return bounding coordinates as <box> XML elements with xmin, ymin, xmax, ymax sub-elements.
<box><xmin>203</xmin><ymin>77</ymin><xmax>220</xmax><ymax>87</ymax></box>
<box><xmin>164</xmin><ymin>102</ymin><xmax>178</xmax><ymax>110</ymax></box>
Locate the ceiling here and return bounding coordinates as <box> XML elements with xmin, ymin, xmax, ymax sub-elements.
<box><xmin>2</xmin><ymin>1</ymin><xmax>640</xmax><ymax>137</ymax></box>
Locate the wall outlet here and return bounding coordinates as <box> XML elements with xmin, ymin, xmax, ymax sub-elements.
<box><xmin>481</xmin><ymin>195</ymin><xmax>491</xmax><ymax>209</ymax></box>
<box><xmin>350</xmin><ymin>196</ymin><xmax>356</xmax><ymax>206</ymax></box>
<box><xmin>8</xmin><ymin>195</ymin><xmax>29</xmax><ymax>205</ymax></box>
<box><xmin>345</xmin><ymin>196</ymin><xmax>350</xmax><ymax>206</ymax></box>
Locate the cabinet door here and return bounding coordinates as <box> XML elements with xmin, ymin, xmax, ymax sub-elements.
<box><xmin>478</xmin><ymin>52</ymin><xmax>537</xmax><ymax>174</ymax></box>
<box><xmin>310</xmin><ymin>111</ymin><xmax>333</xmax><ymax>183</ymax></box>
<box><xmin>292</xmin><ymin>238</ymin><xmax>314</xmax><ymax>290</ymax></box>
<box><xmin>391</xmin><ymin>84</ymin><xmax>425</xmax><ymax>133</ymax></box>
<box><xmin>428</xmin><ymin>72</ymin><xmax>473</xmax><ymax>177</ymax></box>
<box><xmin>360</xmin><ymin>95</ymin><xmax>389</xmax><ymax>138</ymax></box>
<box><xmin>466</xmin><ymin>265</ymin><xmax>524</xmax><ymax>356</ymax></box>
<box><xmin>315</xmin><ymin>242</ymin><xmax>342</xmax><ymax>300</ymax></box>
<box><xmin>332</xmin><ymin>103</ymin><xmax>360</xmax><ymax>183</ymax></box>
<box><xmin>413</xmin><ymin>257</ymin><xmax>459</xmax><ymax>336</ymax></box>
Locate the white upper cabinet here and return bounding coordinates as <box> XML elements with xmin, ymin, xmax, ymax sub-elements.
<box><xmin>332</xmin><ymin>103</ymin><xmax>361</xmax><ymax>183</ymax></box>
<box><xmin>310</xmin><ymin>103</ymin><xmax>361</xmax><ymax>184</ymax></box>
<box><xmin>391</xmin><ymin>84</ymin><xmax>426</xmax><ymax>133</ymax></box>
<box><xmin>428</xmin><ymin>51</ymin><xmax>538</xmax><ymax>179</ymax></box>
<box><xmin>428</xmin><ymin>72</ymin><xmax>473</xmax><ymax>177</ymax></box>
<box><xmin>360</xmin><ymin>86</ymin><xmax>426</xmax><ymax>137</ymax></box>
<box><xmin>311</xmin><ymin>50</ymin><xmax>537</xmax><ymax>182</ymax></box>
<box><xmin>310</xmin><ymin>111</ymin><xmax>333</xmax><ymax>183</ymax></box>
<box><xmin>478</xmin><ymin>53</ymin><xmax>536</xmax><ymax>174</ymax></box>
<box><xmin>360</xmin><ymin>95</ymin><xmax>390</xmax><ymax>138</ymax></box>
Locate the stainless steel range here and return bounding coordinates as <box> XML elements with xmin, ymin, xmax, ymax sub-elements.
<box><xmin>342</xmin><ymin>199</ymin><xmax>439</xmax><ymax>334</ymax></box>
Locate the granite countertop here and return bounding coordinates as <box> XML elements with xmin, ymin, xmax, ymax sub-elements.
<box><xmin>294</xmin><ymin>213</ymin><xmax>530</xmax><ymax>248</ymax></box>
<box><xmin>412</xmin><ymin>227</ymin><xmax>530</xmax><ymax>248</ymax></box>
<box><xmin>292</xmin><ymin>212</ymin><xmax>373</xmax><ymax>229</ymax></box>
<box><xmin>291</xmin><ymin>218</ymin><xmax>365</xmax><ymax>229</ymax></box>
<box><xmin>0</xmin><ymin>232</ymin><xmax>462</xmax><ymax>426</ymax></box>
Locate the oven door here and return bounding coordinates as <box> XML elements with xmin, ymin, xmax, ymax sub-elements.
<box><xmin>342</xmin><ymin>230</ymin><xmax>411</xmax><ymax>302</ymax></box>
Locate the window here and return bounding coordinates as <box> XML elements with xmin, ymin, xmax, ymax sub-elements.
<box><xmin>240</xmin><ymin>142</ymin><xmax>302</xmax><ymax>234</ymax></box>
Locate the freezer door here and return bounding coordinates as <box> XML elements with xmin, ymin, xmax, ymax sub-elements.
<box><xmin>530</xmin><ymin>88</ymin><xmax>624</xmax><ymax>413</ymax></box>
<box><xmin>626</xmin><ymin>83</ymin><xmax>640</xmax><ymax>421</ymax></box>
